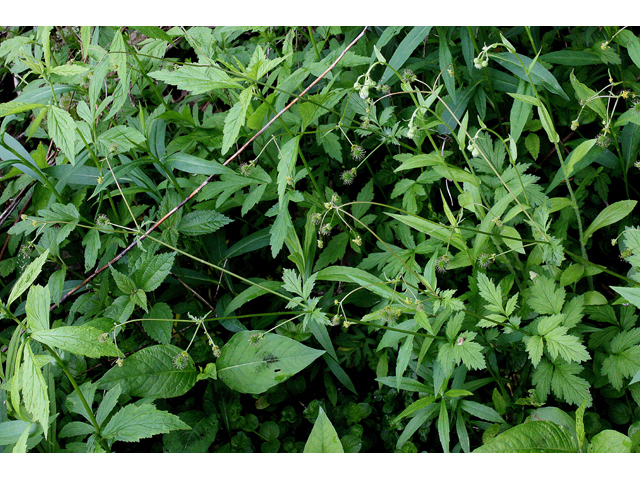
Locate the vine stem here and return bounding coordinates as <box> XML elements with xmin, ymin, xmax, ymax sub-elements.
<box><xmin>53</xmin><ymin>27</ymin><xmax>369</xmax><ymax>311</ymax></box>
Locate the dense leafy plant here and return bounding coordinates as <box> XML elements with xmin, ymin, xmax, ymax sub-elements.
<box><xmin>2</xmin><ymin>25</ymin><xmax>640</xmax><ymax>453</ymax></box>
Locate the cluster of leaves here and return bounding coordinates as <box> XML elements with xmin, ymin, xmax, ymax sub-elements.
<box><xmin>2</xmin><ymin>25</ymin><xmax>640</xmax><ymax>453</ymax></box>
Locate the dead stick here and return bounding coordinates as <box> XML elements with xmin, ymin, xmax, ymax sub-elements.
<box><xmin>53</xmin><ymin>27</ymin><xmax>369</xmax><ymax>310</ymax></box>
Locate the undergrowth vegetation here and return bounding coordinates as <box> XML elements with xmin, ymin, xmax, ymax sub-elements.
<box><xmin>2</xmin><ymin>26</ymin><xmax>640</xmax><ymax>452</ymax></box>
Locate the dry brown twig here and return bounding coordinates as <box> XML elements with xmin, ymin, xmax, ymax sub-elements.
<box><xmin>52</xmin><ymin>26</ymin><xmax>369</xmax><ymax>311</ymax></box>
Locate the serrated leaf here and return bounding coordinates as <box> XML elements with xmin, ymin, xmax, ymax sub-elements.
<box><xmin>98</xmin><ymin>125</ymin><xmax>145</xmax><ymax>153</ymax></box>
<box><xmin>474</xmin><ymin>420</ymin><xmax>575</xmax><ymax>452</ymax></box>
<box><xmin>102</xmin><ymin>403</ymin><xmax>190</xmax><ymax>443</ymax></box>
<box><xmin>217</xmin><ymin>330</ymin><xmax>324</xmax><ymax>394</ymax></box>
<box><xmin>59</xmin><ymin>421</ymin><xmax>95</xmax><ymax>438</ymax></box>
<box><xmin>96</xmin><ymin>384</ymin><xmax>122</xmax><ymax>427</ymax></box>
<box><xmin>25</xmin><ymin>285</ymin><xmax>50</xmax><ymax>332</ymax></box>
<box><xmin>611</xmin><ymin>286</ymin><xmax>640</xmax><ymax>310</ymax></box>
<box><xmin>110</xmin><ymin>266</ymin><xmax>137</xmax><ymax>295</ymax></box>
<box><xmin>148</xmin><ymin>66</ymin><xmax>240</xmax><ymax>95</ymax></box>
<box><xmin>314</xmin><ymin>232</ymin><xmax>349</xmax><ymax>272</ymax></box>
<box><xmin>31</xmin><ymin>325</ymin><xmax>120</xmax><ymax>359</ymax></box>
<box><xmin>583</xmin><ymin>200</ymin><xmax>637</xmax><ymax>242</ymax></box>
<box><xmin>163</xmin><ymin>412</ymin><xmax>219</xmax><ymax>453</ymax></box>
<box><xmin>303</xmin><ymin>406</ymin><xmax>344</xmax><ymax>453</ymax></box>
<box><xmin>133</xmin><ymin>252</ymin><xmax>176</xmax><ymax>292</ymax></box>
<box><xmin>222</xmin><ymin>87</ymin><xmax>253</xmax><ymax>155</ymax></box>
<box><xmin>178</xmin><ymin>210</ymin><xmax>232</xmax><ymax>236</ymax></box>
<box><xmin>528</xmin><ymin>276</ymin><xmax>565</xmax><ymax>315</ymax></box>
<box><xmin>544</xmin><ymin>327</ymin><xmax>590</xmax><ymax>364</ymax></box>
<box><xmin>104</xmin><ymin>295</ymin><xmax>135</xmax><ymax>324</ymax></box>
<box><xmin>98</xmin><ymin>345</ymin><xmax>197</xmax><ymax>398</ymax></box>
<box><xmin>142</xmin><ymin>302</ymin><xmax>173</xmax><ymax>345</ymax></box>
<box><xmin>7</xmin><ymin>249</ymin><xmax>49</xmax><ymax>307</ymax></box>
<box><xmin>0</xmin><ymin>101</ymin><xmax>46</xmax><ymax>117</ymax></box>
<box><xmin>277</xmin><ymin>136</ymin><xmax>300</xmax><ymax>200</ymax></box>
<box><xmin>524</xmin><ymin>335</ymin><xmax>545</xmax><ymax>367</ymax></box>
<box><xmin>48</xmin><ymin>106</ymin><xmax>77</xmax><ymax>164</ymax></box>
<box><xmin>22</xmin><ymin>342</ymin><xmax>50</xmax><ymax>439</ymax></box>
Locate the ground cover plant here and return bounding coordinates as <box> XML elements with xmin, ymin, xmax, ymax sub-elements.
<box><xmin>2</xmin><ymin>26</ymin><xmax>640</xmax><ymax>453</ymax></box>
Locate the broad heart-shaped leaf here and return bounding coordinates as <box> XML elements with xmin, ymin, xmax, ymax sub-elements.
<box><xmin>101</xmin><ymin>403</ymin><xmax>190</xmax><ymax>443</ymax></box>
<box><xmin>473</xmin><ymin>420</ymin><xmax>576</xmax><ymax>453</ymax></box>
<box><xmin>7</xmin><ymin>249</ymin><xmax>49</xmax><ymax>307</ymax></box>
<box><xmin>98</xmin><ymin>345</ymin><xmax>197</xmax><ymax>399</ymax></box>
<box><xmin>216</xmin><ymin>331</ymin><xmax>324</xmax><ymax>394</ymax></box>
<box><xmin>583</xmin><ymin>200</ymin><xmax>637</xmax><ymax>242</ymax></box>
<box><xmin>31</xmin><ymin>325</ymin><xmax>120</xmax><ymax>359</ymax></box>
<box><xmin>303</xmin><ymin>406</ymin><xmax>344</xmax><ymax>453</ymax></box>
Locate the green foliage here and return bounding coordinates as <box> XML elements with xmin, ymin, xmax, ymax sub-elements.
<box><xmin>2</xmin><ymin>25</ymin><xmax>640</xmax><ymax>453</ymax></box>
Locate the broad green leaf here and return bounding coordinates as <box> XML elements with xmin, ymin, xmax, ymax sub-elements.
<box><xmin>7</xmin><ymin>249</ymin><xmax>49</xmax><ymax>307</ymax></box>
<box><xmin>617</xmin><ymin>30</ymin><xmax>640</xmax><ymax>70</ymax></box>
<box><xmin>473</xmin><ymin>420</ymin><xmax>576</xmax><ymax>453</ymax></box>
<box><xmin>133</xmin><ymin>252</ymin><xmax>176</xmax><ymax>292</ymax></box>
<box><xmin>589</xmin><ymin>430</ymin><xmax>632</xmax><ymax>453</ymax></box>
<box><xmin>110</xmin><ymin>266</ymin><xmax>137</xmax><ymax>295</ymax></box>
<box><xmin>222</xmin><ymin>87</ymin><xmax>253</xmax><ymax>155</ymax></box>
<box><xmin>22</xmin><ymin>342</ymin><xmax>50</xmax><ymax>439</ymax></box>
<box><xmin>0</xmin><ymin>421</ymin><xmax>38</xmax><ymax>446</ymax></box>
<box><xmin>98</xmin><ymin>125</ymin><xmax>145</xmax><ymax>154</ymax></box>
<box><xmin>178</xmin><ymin>210</ymin><xmax>232</xmax><ymax>236</ymax></box>
<box><xmin>31</xmin><ymin>325</ymin><xmax>120</xmax><ymax>359</ymax></box>
<box><xmin>98</xmin><ymin>345</ymin><xmax>197</xmax><ymax>398</ymax></box>
<box><xmin>101</xmin><ymin>403</ymin><xmax>190</xmax><ymax>443</ymax></box>
<box><xmin>59</xmin><ymin>421</ymin><xmax>95</xmax><ymax>438</ymax></box>
<box><xmin>437</xmin><ymin>399</ymin><xmax>450</xmax><ymax>452</ymax></box>
<box><xmin>611</xmin><ymin>286</ymin><xmax>640</xmax><ymax>310</ymax></box>
<box><xmin>303</xmin><ymin>406</ymin><xmax>344</xmax><ymax>453</ymax></box>
<box><xmin>162</xmin><ymin>412</ymin><xmax>219</xmax><ymax>453</ymax></box>
<box><xmin>540</xmin><ymin>50</ymin><xmax>601</xmax><ymax>66</ymax></box>
<box><xmin>149</xmin><ymin>66</ymin><xmax>240</xmax><ymax>95</ymax></box>
<box><xmin>379</xmin><ymin>26</ymin><xmax>432</xmax><ymax>85</ymax></box>
<box><xmin>569</xmin><ymin>70</ymin><xmax>607</xmax><ymax>122</ymax></box>
<box><xmin>525</xmin><ymin>132</ymin><xmax>540</xmax><ymax>160</ymax></box>
<box><xmin>25</xmin><ymin>285</ymin><xmax>50</xmax><ymax>332</ymax></box>
<box><xmin>492</xmin><ymin>52</ymin><xmax>569</xmax><ymax>100</ymax></box>
<box><xmin>509</xmin><ymin>81</ymin><xmax>534</xmax><ymax>143</ymax></box>
<box><xmin>216</xmin><ymin>330</ymin><xmax>324</xmax><ymax>394</ymax></box>
<box><xmin>583</xmin><ymin>200</ymin><xmax>637</xmax><ymax>242</ymax></box>
<box><xmin>560</xmin><ymin>264</ymin><xmax>584</xmax><ymax>287</ymax></box>
<box><xmin>48</xmin><ymin>106</ymin><xmax>77</xmax><ymax>164</ymax></box>
<box><xmin>314</xmin><ymin>232</ymin><xmax>349</xmax><ymax>272</ymax></box>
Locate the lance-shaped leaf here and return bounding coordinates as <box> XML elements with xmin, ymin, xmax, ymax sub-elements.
<box><xmin>31</xmin><ymin>325</ymin><xmax>120</xmax><ymax>359</ymax></box>
<box><xmin>22</xmin><ymin>342</ymin><xmax>50</xmax><ymax>439</ymax></box>
<box><xmin>7</xmin><ymin>249</ymin><xmax>49</xmax><ymax>307</ymax></box>
<box><xmin>217</xmin><ymin>330</ymin><xmax>324</xmax><ymax>394</ymax></box>
<box><xmin>48</xmin><ymin>105</ymin><xmax>77</xmax><ymax>164</ymax></box>
<box><xmin>25</xmin><ymin>284</ymin><xmax>50</xmax><ymax>332</ymax></box>
<box><xmin>583</xmin><ymin>200</ymin><xmax>637</xmax><ymax>243</ymax></box>
<box><xmin>98</xmin><ymin>345</ymin><xmax>197</xmax><ymax>399</ymax></box>
<box><xmin>222</xmin><ymin>87</ymin><xmax>253</xmax><ymax>155</ymax></box>
<box><xmin>303</xmin><ymin>406</ymin><xmax>344</xmax><ymax>453</ymax></box>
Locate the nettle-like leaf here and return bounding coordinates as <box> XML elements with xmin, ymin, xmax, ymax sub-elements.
<box><xmin>474</xmin><ymin>420</ymin><xmax>576</xmax><ymax>453</ymax></box>
<box><xmin>98</xmin><ymin>345</ymin><xmax>197</xmax><ymax>399</ymax></box>
<box><xmin>133</xmin><ymin>251</ymin><xmax>176</xmax><ymax>292</ymax></box>
<box><xmin>101</xmin><ymin>403</ymin><xmax>190</xmax><ymax>443</ymax></box>
<box><xmin>7</xmin><ymin>249</ymin><xmax>49</xmax><ymax>307</ymax></box>
<box><xmin>47</xmin><ymin>105</ymin><xmax>77</xmax><ymax>164</ymax></box>
<box><xmin>22</xmin><ymin>342</ymin><xmax>50</xmax><ymax>439</ymax></box>
<box><xmin>25</xmin><ymin>284</ymin><xmax>50</xmax><ymax>332</ymax></box>
<box><xmin>177</xmin><ymin>210</ymin><xmax>232</xmax><ymax>236</ymax></box>
<box><xmin>148</xmin><ymin>65</ymin><xmax>240</xmax><ymax>95</ymax></box>
<box><xmin>31</xmin><ymin>325</ymin><xmax>120</xmax><ymax>359</ymax></box>
<box><xmin>216</xmin><ymin>330</ymin><xmax>324</xmax><ymax>394</ymax></box>
<box><xmin>527</xmin><ymin>275</ymin><xmax>565</xmax><ymax>315</ymax></box>
<box><xmin>601</xmin><ymin>328</ymin><xmax>640</xmax><ymax>389</ymax></box>
<box><xmin>222</xmin><ymin>86</ymin><xmax>253</xmax><ymax>155</ymax></box>
<box><xmin>142</xmin><ymin>302</ymin><xmax>173</xmax><ymax>345</ymax></box>
<box><xmin>162</xmin><ymin>411</ymin><xmax>219</xmax><ymax>453</ymax></box>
